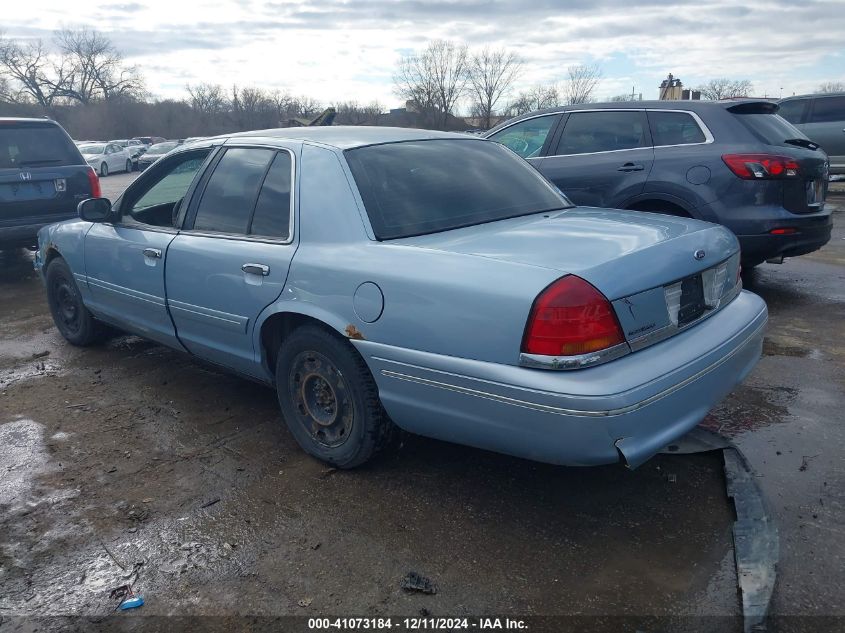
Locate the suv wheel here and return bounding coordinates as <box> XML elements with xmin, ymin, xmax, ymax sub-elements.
<box><xmin>275</xmin><ymin>324</ymin><xmax>398</xmax><ymax>468</ymax></box>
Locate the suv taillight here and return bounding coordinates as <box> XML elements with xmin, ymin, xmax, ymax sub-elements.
<box><xmin>722</xmin><ymin>154</ymin><xmax>800</xmax><ymax>180</ymax></box>
<box><xmin>522</xmin><ymin>276</ymin><xmax>625</xmax><ymax>357</ymax></box>
<box><xmin>86</xmin><ymin>166</ymin><xmax>102</xmax><ymax>198</ymax></box>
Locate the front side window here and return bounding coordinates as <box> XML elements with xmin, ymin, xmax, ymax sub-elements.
<box><xmin>124</xmin><ymin>149</ymin><xmax>212</xmax><ymax>226</ymax></box>
<box><xmin>808</xmin><ymin>96</ymin><xmax>845</xmax><ymax>124</ymax></box>
<box><xmin>488</xmin><ymin>115</ymin><xmax>557</xmax><ymax>159</ymax></box>
<box><xmin>648</xmin><ymin>111</ymin><xmax>706</xmax><ymax>146</ymax></box>
<box><xmin>192</xmin><ymin>148</ymin><xmax>275</xmax><ymax>234</ymax></box>
<box><xmin>555</xmin><ymin>111</ymin><xmax>648</xmax><ymax>155</ymax></box>
<box><xmin>345</xmin><ymin>139</ymin><xmax>569</xmax><ymax>240</ymax></box>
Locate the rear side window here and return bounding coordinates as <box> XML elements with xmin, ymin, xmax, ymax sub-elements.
<box><xmin>734</xmin><ymin>112</ymin><xmax>809</xmax><ymax>146</ymax></box>
<box><xmin>346</xmin><ymin>139</ymin><xmax>568</xmax><ymax>240</ymax></box>
<box><xmin>555</xmin><ymin>111</ymin><xmax>648</xmax><ymax>155</ymax></box>
<box><xmin>193</xmin><ymin>148</ymin><xmax>274</xmax><ymax>234</ymax></box>
<box><xmin>0</xmin><ymin>123</ymin><xmax>81</xmax><ymax>169</ymax></box>
<box><xmin>648</xmin><ymin>111</ymin><xmax>706</xmax><ymax>146</ymax></box>
<box><xmin>249</xmin><ymin>151</ymin><xmax>293</xmax><ymax>239</ymax></box>
<box><xmin>777</xmin><ymin>99</ymin><xmax>809</xmax><ymax>124</ymax></box>
<box><xmin>808</xmin><ymin>96</ymin><xmax>845</xmax><ymax>123</ymax></box>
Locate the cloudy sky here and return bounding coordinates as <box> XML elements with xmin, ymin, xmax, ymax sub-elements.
<box><xmin>5</xmin><ymin>0</ymin><xmax>844</xmax><ymax>109</ymax></box>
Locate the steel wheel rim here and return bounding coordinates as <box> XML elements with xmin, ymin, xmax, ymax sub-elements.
<box><xmin>289</xmin><ymin>350</ymin><xmax>353</xmax><ymax>448</ymax></box>
<box><xmin>51</xmin><ymin>276</ymin><xmax>80</xmax><ymax>334</ymax></box>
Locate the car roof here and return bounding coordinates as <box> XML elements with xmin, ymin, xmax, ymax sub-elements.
<box><xmin>0</xmin><ymin>117</ymin><xmax>61</xmax><ymax>125</ymax></box>
<box><xmin>780</xmin><ymin>92</ymin><xmax>845</xmax><ymax>101</ymax></box>
<box><xmin>216</xmin><ymin>126</ymin><xmax>474</xmax><ymax>150</ymax></box>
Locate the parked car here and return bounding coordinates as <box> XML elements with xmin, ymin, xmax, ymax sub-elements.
<box><xmin>1</xmin><ymin>117</ymin><xmax>101</xmax><ymax>250</ymax></box>
<box><xmin>109</xmin><ymin>139</ymin><xmax>146</xmax><ymax>169</ymax></box>
<box><xmin>132</xmin><ymin>136</ymin><xmax>165</xmax><ymax>147</ymax></box>
<box><xmin>485</xmin><ymin>100</ymin><xmax>832</xmax><ymax>268</ymax></box>
<box><xmin>78</xmin><ymin>142</ymin><xmax>133</xmax><ymax>177</ymax></box>
<box><xmin>136</xmin><ymin>140</ymin><xmax>181</xmax><ymax>170</ymax></box>
<box><xmin>36</xmin><ymin>127</ymin><xmax>766</xmax><ymax>469</ymax></box>
<box><xmin>778</xmin><ymin>93</ymin><xmax>845</xmax><ymax>176</ymax></box>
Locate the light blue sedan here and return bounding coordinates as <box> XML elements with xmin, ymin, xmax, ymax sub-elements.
<box><xmin>35</xmin><ymin>127</ymin><xmax>767</xmax><ymax>469</ymax></box>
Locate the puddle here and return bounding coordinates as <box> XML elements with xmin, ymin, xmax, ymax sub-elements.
<box><xmin>703</xmin><ymin>384</ymin><xmax>798</xmax><ymax>437</ymax></box>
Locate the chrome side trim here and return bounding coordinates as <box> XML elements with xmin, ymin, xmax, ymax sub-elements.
<box><xmin>519</xmin><ymin>341</ymin><xmax>630</xmax><ymax>370</ymax></box>
<box><xmin>86</xmin><ymin>277</ymin><xmax>165</xmax><ymax>307</ymax></box>
<box><xmin>380</xmin><ymin>318</ymin><xmax>766</xmax><ymax>418</ymax></box>
<box><xmin>168</xmin><ymin>299</ymin><xmax>249</xmax><ymax>333</ymax></box>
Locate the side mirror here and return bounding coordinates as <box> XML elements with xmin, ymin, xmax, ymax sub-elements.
<box><xmin>78</xmin><ymin>197</ymin><xmax>113</xmax><ymax>222</ymax></box>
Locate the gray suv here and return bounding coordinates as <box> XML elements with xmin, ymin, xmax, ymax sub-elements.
<box><xmin>778</xmin><ymin>93</ymin><xmax>845</xmax><ymax>175</ymax></box>
<box><xmin>484</xmin><ymin>100</ymin><xmax>831</xmax><ymax>268</ymax></box>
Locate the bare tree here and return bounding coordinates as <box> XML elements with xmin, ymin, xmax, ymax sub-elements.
<box><xmin>467</xmin><ymin>47</ymin><xmax>521</xmax><ymax>129</ymax></box>
<box><xmin>564</xmin><ymin>64</ymin><xmax>601</xmax><ymax>105</ymax></box>
<box><xmin>818</xmin><ymin>81</ymin><xmax>845</xmax><ymax>93</ymax></box>
<box><xmin>186</xmin><ymin>83</ymin><xmax>227</xmax><ymax>115</ymax></box>
<box><xmin>394</xmin><ymin>39</ymin><xmax>469</xmax><ymax>128</ymax></box>
<box><xmin>506</xmin><ymin>84</ymin><xmax>560</xmax><ymax>116</ymax></box>
<box><xmin>0</xmin><ymin>37</ymin><xmax>67</xmax><ymax>106</ymax></box>
<box><xmin>696</xmin><ymin>78</ymin><xmax>753</xmax><ymax>100</ymax></box>
<box><xmin>55</xmin><ymin>28</ymin><xmax>144</xmax><ymax>102</ymax></box>
<box><xmin>333</xmin><ymin>101</ymin><xmax>382</xmax><ymax>125</ymax></box>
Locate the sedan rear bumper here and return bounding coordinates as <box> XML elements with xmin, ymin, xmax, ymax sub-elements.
<box><xmin>356</xmin><ymin>290</ymin><xmax>767</xmax><ymax>468</ymax></box>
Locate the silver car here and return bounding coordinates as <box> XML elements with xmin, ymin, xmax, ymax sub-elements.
<box><xmin>779</xmin><ymin>93</ymin><xmax>845</xmax><ymax>175</ymax></box>
<box><xmin>78</xmin><ymin>142</ymin><xmax>133</xmax><ymax>177</ymax></box>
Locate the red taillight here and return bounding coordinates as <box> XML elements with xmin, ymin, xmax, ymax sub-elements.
<box><xmin>722</xmin><ymin>154</ymin><xmax>800</xmax><ymax>180</ymax></box>
<box><xmin>86</xmin><ymin>166</ymin><xmax>102</xmax><ymax>198</ymax></box>
<box><xmin>522</xmin><ymin>276</ymin><xmax>625</xmax><ymax>357</ymax></box>
<box><xmin>770</xmin><ymin>227</ymin><xmax>798</xmax><ymax>235</ymax></box>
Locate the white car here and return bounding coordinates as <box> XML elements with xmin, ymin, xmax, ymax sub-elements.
<box><xmin>78</xmin><ymin>142</ymin><xmax>133</xmax><ymax>177</ymax></box>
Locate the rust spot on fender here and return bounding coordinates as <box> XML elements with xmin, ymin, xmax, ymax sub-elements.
<box><xmin>345</xmin><ymin>324</ymin><xmax>365</xmax><ymax>340</ymax></box>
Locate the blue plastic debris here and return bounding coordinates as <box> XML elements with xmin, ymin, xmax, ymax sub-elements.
<box><xmin>120</xmin><ymin>595</ymin><xmax>144</xmax><ymax>610</ymax></box>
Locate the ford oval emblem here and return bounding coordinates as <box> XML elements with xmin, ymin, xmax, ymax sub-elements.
<box><xmin>694</xmin><ymin>249</ymin><xmax>706</xmax><ymax>260</ymax></box>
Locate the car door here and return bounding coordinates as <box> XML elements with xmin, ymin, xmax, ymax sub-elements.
<box><xmin>801</xmin><ymin>95</ymin><xmax>845</xmax><ymax>167</ymax></box>
<box><xmin>539</xmin><ymin>110</ymin><xmax>654</xmax><ymax>208</ymax></box>
<box><xmin>165</xmin><ymin>143</ymin><xmax>298</xmax><ymax>377</ymax></box>
<box><xmin>104</xmin><ymin>144</ymin><xmax>118</xmax><ymax>172</ymax></box>
<box><xmin>83</xmin><ymin>146</ymin><xmax>216</xmax><ymax>347</ymax></box>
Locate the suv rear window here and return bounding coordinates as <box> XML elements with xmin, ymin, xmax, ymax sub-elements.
<box><xmin>733</xmin><ymin>112</ymin><xmax>810</xmax><ymax>147</ymax></box>
<box><xmin>345</xmin><ymin>139</ymin><xmax>569</xmax><ymax>240</ymax></box>
<box><xmin>649</xmin><ymin>111</ymin><xmax>706</xmax><ymax>146</ymax></box>
<box><xmin>0</xmin><ymin>122</ymin><xmax>81</xmax><ymax>169</ymax></box>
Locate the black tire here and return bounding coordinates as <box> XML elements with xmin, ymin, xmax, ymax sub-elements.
<box><xmin>46</xmin><ymin>258</ymin><xmax>104</xmax><ymax>346</ymax></box>
<box><xmin>100</xmin><ymin>162</ymin><xmax>108</xmax><ymax>177</ymax></box>
<box><xmin>275</xmin><ymin>324</ymin><xmax>397</xmax><ymax>468</ymax></box>
<box><xmin>125</xmin><ymin>159</ymin><xmax>132</xmax><ymax>173</ymax></box>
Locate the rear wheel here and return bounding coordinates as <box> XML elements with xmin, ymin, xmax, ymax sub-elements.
<box><xmin>46</xmin><ymin>258</ymin><xmax>104</xmax><ymax>346</ymax></box>
<box><xmin>100</xmin><ymin>162</ymin><xmax>108</xmax><ymax>177</ymax></box>
<box><xmin>275</xmin><ymin>324</ymin><xmax>397</xmax><ymax>468</ymax></box>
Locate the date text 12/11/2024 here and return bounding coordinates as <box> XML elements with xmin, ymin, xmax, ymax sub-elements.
<box><xmin>307</xmin><ymin>618</ymin><xmax>528</xmax><ymax>630</ymax></box>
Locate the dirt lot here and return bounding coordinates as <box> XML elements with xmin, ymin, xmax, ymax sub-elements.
<box><xmin>1</xmin><ymin>174</ymin><xmax>843</xmax><ymax>632</ymax></box>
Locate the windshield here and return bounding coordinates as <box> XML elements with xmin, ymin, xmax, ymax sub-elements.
<box><xmin>147</xmin><ymin>142</ymin><xmax>178</xmax><ymax>155</ymax></box>
<box><xmin>345</xmin><ymin>139</ymin><xmax>570</xmax><ymax>240</ymax></box>
<box><xmin>0</xmin><ymin>123</ymin><xmax>82</xmax><ymax>168</ymax></box>
<box><xmin>80</xmin><ymin>144</ymin><xmax>106</xmax><ymax>154</ymax></box>
<box><xmin>109</xmin><ymin>140</ymin><xmax>128</xmax><ymax>146</ymax></box>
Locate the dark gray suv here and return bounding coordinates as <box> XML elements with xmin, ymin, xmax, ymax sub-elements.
<box><xmin>484</xmin><ymin>100</ymin><xmax>831</xmax><ymax>268</ymax></box>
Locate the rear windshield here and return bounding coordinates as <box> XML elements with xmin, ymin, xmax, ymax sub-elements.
<box><xmin>734</xmin><ymin>112</ymin><xmax>810</xmax><ymax>147</ymax></box>
<box><xmin>345</xmin><ymin>139</ymin><xmax>569</xmax><ymax>239</ymax></box>
<box><xmin>0</xmin><ymin>123</ymin><xmax>82</xmax><ymax>169</ymax></box>
<box><xmin>147</xmin><ymin>142</ymin><xmax>178</xmax><ymax>155</ymax></box>
<box><xmin>80</xmin><ymin>144</ymin><xmax>106</xmax><ymax>153</ymax></box>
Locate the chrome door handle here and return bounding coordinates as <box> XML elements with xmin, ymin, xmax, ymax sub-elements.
<box><xmin>143</xmin><ymin>248</ymin><xmax>162</xmax><ymax>259</ymax></box>
<box><xmin>242</xmin><ymin>263</ymin><xmax>270</xmax><ymax>276</ymax></box>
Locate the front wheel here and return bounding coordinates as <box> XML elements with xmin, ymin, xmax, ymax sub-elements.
<box><xmin>46</xmin><ymin>258</ymin><xmax>104</xmax><ymax>346</ymax></box>
<box><xmin>125</xmin><ymin>159</ymin><xmax>132</xmax><ymax>173</ymax></box>
<box><xmin>100</xmin><ymin>162</ymin><xmax>108</xmax><ymax>177</ymax></box>
<box><xmin>275</xmin><ymin>325</ymin><xmax>397</xmax><ymax>468</ymax></box>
